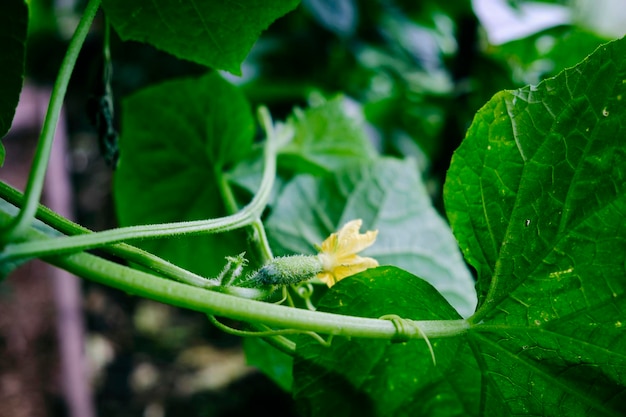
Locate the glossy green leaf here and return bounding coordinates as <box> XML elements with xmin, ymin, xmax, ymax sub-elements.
<box><xmin>293</xmin><ymin>267</ymin><xmax>480</xmax><ymax>417</ymax></box>
<box><xmin>444</xmin><ymin>38</ymin><xmax>626</xmax><ymax>415</ymax></box>
<box><xmin>279</xmin><ymin>97</ymin><xmax>378</xmax><ymax>176</ymax></box>
<box><xmin>0</xmin><ymin>0</ymin><xmax>28</xmax><ymax>163</ymax></box>
<box><xmin>266</xmin><ymin>158</ymin><xmax>477</xmax><ymax>318</ymax></box>
<box><xmin>292</xmin><ymin>36</ymin><xmax>626</xmax><ymax>417</ymax></box>
<box><xmin>101</xmin><ymin>0</ymin><xmax>300</xmax><ymax>74</ymax></box>
<box><xmin>114</xmin><ymin>72</ymin><xmax>254</xmax><ymax>276</ymax></box>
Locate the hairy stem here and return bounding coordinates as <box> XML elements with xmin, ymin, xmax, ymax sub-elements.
<box><xmin>0</xmin><ymin>201</ymin><xmax>469</xmax><ymax>341</ymax></box>
<box><xmin>216</xmin><ymin>107</ymin><xmax>276</xmax><ymax>265</ymax></box>
<box><xmin>61</xmin><ymin>252</ymin><xmax>469</xmax><ymax>340</ymax></box>
<box><xmin>0</xmin><ymin>181</ymin><xmax>216</xmax><ymax>286</ymax></box>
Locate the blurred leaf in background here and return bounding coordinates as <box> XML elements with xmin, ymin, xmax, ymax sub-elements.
<box><xmin>101</xmin><ymin>0</ymin><xmax>300</xmax><ymax>73</ymax></box>
<box><xmin>0</xmin><ymin>0</ymin><xmax>28</xmax><ymax>165</ymax></box>
<box><xmin>475</xmin><ymin>0</ymin><xmax>626</xmax><ymax>85</ymax></box>
<box><xmin>114</xmin><ymin>72</ymin><xmax>256</xmax><ymax>277</ymax></box>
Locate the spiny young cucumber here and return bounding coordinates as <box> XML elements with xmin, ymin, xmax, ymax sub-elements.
<box><xmin>251</xmin><ymin>255</ymin><xmax>323</xmax><ymax>286</ymax></box>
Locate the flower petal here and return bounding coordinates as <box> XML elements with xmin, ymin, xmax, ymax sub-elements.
<box><xmin>338</xmin><ymin>228</ymin><xmax>378</xmax><ymax>255</ymax></box>
<box><xmin>316</xmin><ymin>271</ymin><xmax>337</xmax><ymax>287</ymax></box>
<box><xmin>316</xmin><ymin>219</ymin><xmax>379</xmax><ymax>287</ymax></box>
<box><xmin>319</xmin><ymin>230</ymin><xmax>339</xmax><ymax>254</ymax></box>
<box><xmin>332</xmin><ymin>219</ymin><xmax>378</xmax><ymax>255</ymax></box>
<box><xmin>316</xmin><ymin>255</ymin><xmax>379</xmax><ymax>287</ymax></box>
<box><xmin>332</xmin><ymin>256</ymin><xmax>379</xmax><ymax>281</ymax></box>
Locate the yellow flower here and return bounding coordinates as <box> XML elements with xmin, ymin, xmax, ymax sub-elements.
<box><xmin>316</xmin><ymin>219</ymin><xmax>379</xmax><ymax>287</ymax></box>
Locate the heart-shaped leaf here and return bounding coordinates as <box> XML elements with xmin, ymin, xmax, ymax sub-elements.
<box><xmin>114</xmin><ymin>72</ymin><xmax>254</xmax><ymax>276</ymax></box>
<box><xmin>292</xmin><ymin>37</ymin><xmax>626</xmax><ymax>417</ymax></box>
<box><xmin>444</xmin><ymin>38</ymin><xmax>626</xmax><ymax>416</ymax></box>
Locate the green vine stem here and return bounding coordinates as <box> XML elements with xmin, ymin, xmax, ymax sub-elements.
<box><xmin>208</xmin><ymin>315</ymin><xmax>298</xmax><ymax>354</ymax></box>
<box><xmin>0</xmin><ymin>0</ymin><xmax>469</xmax><ymax>347</ymax></box>
<box><xmin>1</xmin><ymin>0</ymin><xmax>102</xmax><ymax>244</ymax></box>
<box><xmin>250</xmin><ymin>219</ymin><xmax>273</xmax><ymax>263</ymax></box>
<box><xmin>217</xmin><ymin>108</ymin><xmax>276</xmax><ymax>264</ymax></box>
<box><xmin>2</xmin><ymin>205</ymin><xmax>251</xmax><ymax>259</ymax></box>
<box><xmin>248</xmin><ymin>108</ymin><xmax>277</xmax><ymax>263</ymax></box>
<box><xmin>64</xmin><ymin>252</ymin><xmax>469</xmax><ymax>340</ymax></box>
<box><xmin>0</xmin><ymin>112</ymin><xmax>278</xmax><ymax>262</ymax></box>
<box><xmin>0</xmin><ymin>199</ymin><xmax>469</xmax><ymax>341</ymax></box>
<box><xmin>0</xmin><ymin>182</ymin><xmax>216</xmax><ymax>287</ymax></box>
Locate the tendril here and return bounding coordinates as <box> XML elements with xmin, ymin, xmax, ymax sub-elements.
<box><xmin>284</xmin><ymin>286</ymin><xmax>296</xmax><ymax>307</ymax></box>
<box><xmin>272</xmin><ymin>287</ymin><xmax>288</xmax><ymax>305</ymax></box>
<box><xmin>207</xmin><ymin>315</ymin><xmax>332</xmax><ymax>350</ymax></box>
<box><xmin>379</xmin><ymin>314</ymin><xmax>436</xmax><ymax>366</ymax></box>
<box><xmin>293</xmin><ymin>282</ymin><xmax>317</xmax><ymax>311</ymax></box>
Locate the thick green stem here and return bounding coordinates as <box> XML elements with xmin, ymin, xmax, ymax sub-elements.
<box><xmin>1</xmin><ymin>0</ymin><xmax>101</xmax><ymax>243</ymax></box>
<box><xmin>58</xmin><ymin>252</ymin><xmax>469</xmax><ymax>340</ymax></box>
<box><xmin>215</xmin><ymin>170</ymin><xmax>273</xmax><ymax>264</ymax></box>
<box><xmin>0</xmin><ymin>202</ymin><xmax>469</xmax><ymax>341</ymax></box>
<box><xmin>0</xmin><ymin>181</ymin><xmax>216</xmax><ymax>286</ymax></box>
<box><xmin>249</xmin><ymin>107</ymin><xmax>279</xmax><ymax>263</ymax></box>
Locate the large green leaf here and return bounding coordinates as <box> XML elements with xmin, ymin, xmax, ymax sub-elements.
<box><xmin>0</xmin><ymin>0</ymin><xmax>28</xmax><ymax>164</ymax></box>
<box><xmin>114</xmin><ymin>72</ymin><xmax>254</xmax><ymax>277</ymax></box>
<box><xmin>266</xmin><ymin>158</ymin><xmax>477</xmax><ymax>318</ymax></box>
<box><xmin>292</xmin><ymin>267</ymin><xmax>481</xmax><ymax>417</ymax></box>
<box><xmin>291</xmin><ymin>37</ymin><xmax>626</xmax><ymax>417</ymax></box>
<box><xmin>444</xmin><ymin>38</ymin><xmax>626</xmax><ymax>415</ymax></box>
<box><xmin>101</xmin><ymin>0</ymin><xmax>300</xmax><ymax>74</ymax></box>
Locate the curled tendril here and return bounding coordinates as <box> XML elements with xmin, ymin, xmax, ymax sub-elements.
<box><xmin>207</xmin><ymin>315</ymin><xmax>332</xmax><ymax>354</ymax></box>
<box><xmin>272</xmin><ymin>287</ymin><xmax>289</xmax><ymax>305</ymax></box>
<box><xmin>379</xmin><ymin>314</ymin><xmax>436</xmax><ymax>366</ymax></box>
<box><xmin>293</xmin><ymin>282</ymin><xmax>317</xmax><ymax>311</ymax></box>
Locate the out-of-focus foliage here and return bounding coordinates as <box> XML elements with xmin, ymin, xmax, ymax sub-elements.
<box><xmin>0</xmin><ymin>0</ymin><xmax>27</xmax><ymax>161</ymax></box>
<box><xmin>114</xmin><ymin>73</ymin><xmax>255</xmax><ymax>277</ymax></box>
<box><xmin>101</xmin><ymin>0</ymin><xmax>300</xmax><ymax>74</ymax></box>
<box><xmin>237</xmin><ymin>0</ymin><xmax>624</xmax><ymax>190</ymax></box>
